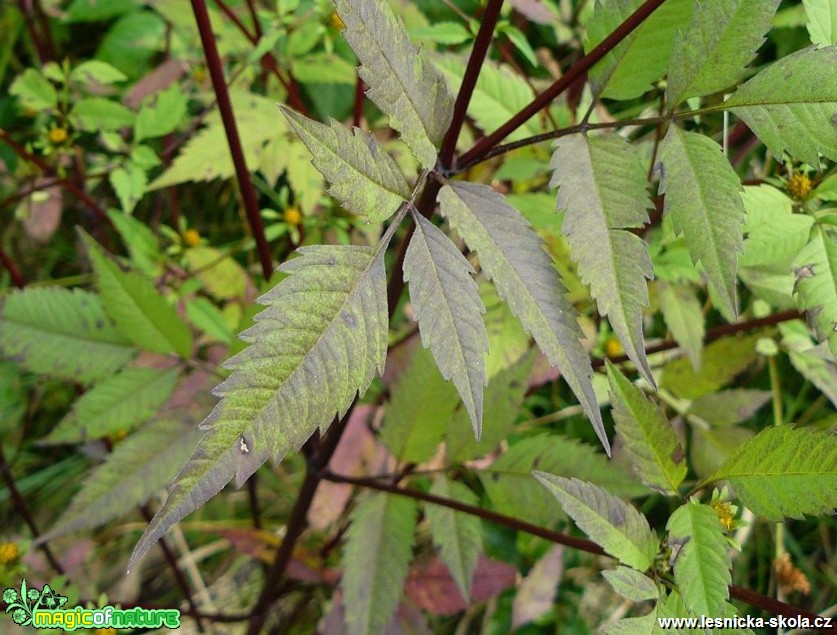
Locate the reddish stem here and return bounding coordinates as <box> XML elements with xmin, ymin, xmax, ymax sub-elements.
<box><xmin>0</xmin><ymin>130</ymin><xmax>111</xmax><ymax>225</ymax></box>
<box><xmin>458</xmin><ymin>0</ymin><xmax>668</xmax><ymax>166</ymax></box>
<box><xmin>0</xmin><ymin>244</ymin><xmax>26</xmax><ymax>288</ymax></box>
<box><xmin>190</xmin><ymin>0</ymin><xmax>274</xmax><ymax>281</ymax></box>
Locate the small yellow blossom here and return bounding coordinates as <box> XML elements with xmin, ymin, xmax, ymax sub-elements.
<box><xmin>0</xmin><ymin>542</ymin><xmax>21</xmax><ymax>565</ymax></box>
<box><xmin>787</xmin><ymin>173</ymin><xmax>812</xmax><ymax>201</ymax></box>
<box><xmin>183</xmin><ymin>228</ymin><xmax>201</xmax><ymax>247</ymax></box>
<box><xmin>711</xmin><ymin>499</ymin><xmax>736</xmax><ymax>531</ymax></box>
<box><xmin>284</xmin><ymin>207</ymin><xmax>303</xmax><ymax>226</ymax></box>
<box><xmin>95</xmin><ymin>628</ymin><xmax>117</xmax><ymax>635</ymax></box>
<box><xmin>48</xmin><ymin>127</ymin><xmax>68</xmax><ymax>145</ymax></box>
<box><xmin>604</xmin><ymin>337</ymin><xmax>624</xmax><ymax>358</ymax></box>
<box><xmin>330</xmin><ymin>12</ymin><xmax>345</xmax><ymax>30</ymax></box>
<box><xmin>193</xmin><ymin>67</ymin><xmax>208</xmax><ymax>83</ymax></box>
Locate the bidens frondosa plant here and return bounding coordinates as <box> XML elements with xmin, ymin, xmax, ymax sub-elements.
<box><xmin>0</xmin><ymin>0</ymin><xmax>835</xmax><ymax>632</ymax></box>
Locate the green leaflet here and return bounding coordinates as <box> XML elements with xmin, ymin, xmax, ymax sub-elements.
<box><xmin>83</xmin><ymin>232</ymin><xmax>193</xmax><ymax>358</ymax></box>
<box><xmin>585</xmin><ymin>0</ymin><xmax>693</xmax><ymax>100</ymax></box>
<box><xmin>281</xmin><ymin>107</ymin><xmax>411</xmax><ymax>222</ymax></box>
<box><xmin>480</xmin><ymin>435</ymin><xmax>646</xmax><ymax>526</ymax></box>
<box><xmin>666</xmin><ymin>0</ymin><xmax>779</xmax><ymax>107</ymax></box>
<box><xmin>658</xmin><ymin>281</ymin><xmax>704</xmax><ymax>371</ymax></box>
<box><xmin>40</xmin><ymin>416</ymin><xmax>203</xmax><ymax>541</ymax></box>
<box><xmin>666</xmin><ymin>500</ymin><xmax>731</xmax><ymax>617</ymax></box>
<box><xmin>434</xmin><ymin>55</ymin><xmax>540</xmax><ymax>142</ymax></box>
<box><xmin>551</xmin><ymin>133</ymin><xmax>654</xmax><ymax>384</ymax></box>
<box><xmin>380</xmin><ymin>345</ymin><xmax>459</xmax><ymax>463</ymax></box>
<box><xmin>128</xmin><ymin>244</ymin><xmax>389</xmax><ymax>571</ymax></box>
<box><xmin>605</xmin><ymin>612</ymin><xmax>657</xmax><ymax>634</ymax></box>
<box><xmin>740</xmin><ymin>185</ymin><xmax>813</xmax><ymax>271</ymax></box>
<box><xmin>42</xmin><ymin>366</ymin><xmax>180</xmax><ymax>444</ymax></box>
<box><xmin>706</xmin><ymin>425</ymin><xmax>837</xmax><ymax>520</ymax></box>
<box><xmin>534</xmin><ymin>473</ymin><xmax>659</xmax><ymax>572</ymax></box>
<box><xmin>781</xmin><ymin>320</ymin><xmax>837</xmax><ymax>408</ymax></box>
<box><xmin>446</xmin><ymin>350</ymin><xmax>534</xmax><ymax>462</ymax></box>
<box><xmin>603</xmin><ymin>566</ymin><xmax>659</xmax><ymax>602</ymax></box>
<box><xmin>661</xmin><ymin>333</ymin><xmax>759</xmax><ymax>400</ymax></box>
<box><xmin>688</xmin><ymin>389</ymin><xmax>771</xmax><ymax>427</ymax></box>
<box><xmin>183</xmin><ymin>246</ymin><xmax>249</xmax><ymax>301</ymax></box>
<box><xmin>342</xmin><ymin>491</ymin><xmax>417</xmax><ymax>635</ymax></box>
<box><xmin>147</xmin><ymin>91</ymin><xmax>288</xmax><ymax>190</ymax></box>
<box><xmin>404</xmin><ymin>211</ymin><xmax>488</xmax><ymax>435</ymax></box>
<box><xmin>426</xmin><ymin>477</ymin><xmax>482</xmax><ymax>601</ymax></box>
<box><xmin>793</xmin><ymin>226</ymin><xmax>837</xmax><ymax>359</ymax></box>
<box><xmin>334</xmin><ymin>0</ymin><xmax>453</xmax><ymax>166</ymax></box>
<box><xmin>659</xmin><ymin>126</ymin><xmax>745</xmax><ymax>320</ymax></box>
<box><xmin>803</xmin><ymin>0</ymin><xmax>837</xmax><ymax>44</ymax></box>
<box><xmin>439</xmin><ymin>182</ymin><xmax>606</xmax><ymax>453</ymax></box>
<box><xmin>607</xmin><ymin>362</ymin><xmax>687</xmax><ymax>496</ymax></box>
<box><xmin>70</xmin><ymin>97</ymin><xmax>135</xmax><ymax>132</ymax></box>
<box><xmin>723</xmin><ymin>46</ymin><xmax>837</xmax><ymax>166</ymax></box>
<box><xmin>0</xmin><ymin>287</ymin><xmax>135</xmax><ymax>384</ymax></box>
<box><xmin>690</xmin><ymin>425</ymin><xmax>755</xmax><ymax>480</ymax></box>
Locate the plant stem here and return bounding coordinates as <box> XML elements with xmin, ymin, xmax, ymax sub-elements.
<box><xmin>458</xmin><ymin>0</ymin><xmax>668</xmax><ymax>166</ymax></box>
<box><xmin>0</xmin><ymin>442</ymin><xmax>64</xmax><ymax>575</ymax></box>
<box><xmin>324</xmin><ymin>470</ymin><xmax>823</xmax><ymax>624</ymax></box>
<box><xmin>353</xmin><ymin>76</ymin><xmax>365</xmax><ymax>128</ymax></box>
<box><xmin>212</xmin><ymin>0</ymin><xmax>308</xmax><ymax>114</ymax></box>
<box><xmin>438</xmin><ymin>0</ymin><xmax>505</xmax><ymax>170</ymax></box>
<box><xmin>138</xmin><ymin>505</ymin><xmax>205</xmax><ymax>633</ymax></box>
<box><xmin>457</xmin><ymin>115</ymin><xmax>669</xmax><ymax>170</ymax></box>
<box><xmin>245</xmin><ymin>0</ymin><xmax>262</xmax><ymax>39</ymax></box>
<box><xmin>15</xmin><ymin>0</ymin><xmax>49</xmax><ymax>64</ymax></box>
<box><xmin>244</xmin><ymin>404</ymin><xmax>357</xmax><ymax>634</ymax></box>
<box><xmin>190</xmin><ymin>0</ymin><xmax>274</xmax><ymax>281</ymax></box>
<box><xmin>0</xmin><ymin>243</ymin><xmax>25</xmax><ymax>288</ymax></box>
<box><xmin>593</xmin><ymin>310</ymin><xmax>802</xmax><ymax>369</ymax></box>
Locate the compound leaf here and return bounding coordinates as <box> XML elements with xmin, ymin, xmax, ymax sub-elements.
<box><xmin>342</xmin><ymin>491</ymin><xmax>417</xmax><ymax>635</ymax></box>
<box><xmin>404</xmin><ymin>211</ymin><xmax>488</xmax><ymax>435</ymax></box>
<box><xmin>793</xmin><ymin>226</ymin><xmax>837</xmax><ymax>358</ymax></box>
<box><xmin>427</xmin><ymin>477</ymin><xmax>482</xmax><ymax>601</ymax></box>
<box><xmin>82</xmin><ymin>232</ymin><xmax>193</xmax><ymax>358</ymax></box>
<box><xmin>551</xmin><ymin>133</ymin><xmax>653</xmax><ymax>383</ymax></box>
<box><xmin>281</xmin><ymin>107</ymin><xmax>411</xmax><ymax>222</ymax></box>
<box><xmin>481</xmin><ymin>436</ymin><xmax>646</xmax><ymax>526</ymax></box>
<box><xmin>42</xmin><ymin>366</ymin><xmax>180</xmax><ymax>444</ymax></box>
<box><xmin>607</xmin><ymin>362</ymin><xmax>687</xmax><ymax>495</ymax></box>
<box><xmin>41</xmin><ymin>416</ymin><xmax>203</xmax><ymax>540</ymax></box>
<box><xmin>334</xmin><ymin>0</ymin><xmax>453</xmax><ymax>166</ymax></box>
<box><xmin>0</xmin><ymin>287</ymin><xmax>135</xmax><ymax>384</ymax></box>
<box><xmin>667</xmin><ymin>0</ymin><xmax>779</xmax><ymax>107</ymax></box>
<box><xmin>439</xmin><ymin>182</ymin><xmax>606</xmax><ymax>452</ymax></box>
<box><xmin>534</xmin><ymin>473</ymin><xmax>658</xmax><ymax>572</ymax></box>
<box><xmin>666</xmin><ymin>500</ymin><xmax>731</xmax><ymax>617</ymax></box>
<box><xmin>380</xmin><ymin>345</ymin><xmax>459</xmax><ymax>463</ymax></box>
<box><xmin>659</xmin><ymin>126</ymin><xmax>745</xmax><ymax>320</ymax></box>
<box><xmin>706</xmin><ymin>425</ymin><xmax>837</xmax><ymax>520</ymax></box>
<box><xmin>724</xmin><ymin>46</ymin><xmax>837</xmax><ymax>166</ymax></box>
<box><xmin>129</xmin><ymin>244</ymin><xmax>389</xmax><ymax>571</ymax></box>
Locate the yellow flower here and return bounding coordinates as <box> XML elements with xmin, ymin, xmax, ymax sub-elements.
<box><xmin>604</xmin><ymin>337</ymin><xmax>624</xmax><ymax>358</ymax></box>
<box><xmin>183</xmin><ymin>228</ymin><xmax>201</xmax><ymax>247</ymax></box>
<box><xmin>330</xmin><ymin>12</ymin><xmax>345</xmax><ymax>30</ymax></box>
<box><xmin>193</xmin><ymin>67</ymin><xmax>208</xmax><ymax>83</ymax></box>
<box><xmin>48</xmin><ymin>127</ymin><xmax>68</xmax><ymax>145</ymax></box>
<box><xmin>0</xmin><ymin>542</ymin><xmax>20</xmax><ymax>565</ymax></box>
<box><xmin>787</xmin><ymin>173</ymin><xmax>812</xmax><ymax>201</ymax></box>
<box><xmin>711</xmin><ymin>499</ymin><xmax>735</xmax><ymax>531</ymax></box>
<box><xmin>95</xmin><ymin>628</ymin><xmax>117</xmax><ymax>635</ymax></box>
<box><xmin>284</xmin><ymin>207</ymin><xmax>303</xmax><ymax>226</ymax></box>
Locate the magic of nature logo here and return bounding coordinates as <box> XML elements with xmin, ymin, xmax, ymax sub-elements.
<box><xmin>3</xmin><ymin>579</ymin><xmax>181</xmax><ymax>631</ymax></box>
